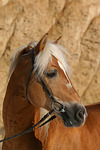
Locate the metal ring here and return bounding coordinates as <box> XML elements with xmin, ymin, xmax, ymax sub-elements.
<box><xmin>52</xmin><ymin>100</ymin><xmax>65</xmax><ymax>113</ymax></box>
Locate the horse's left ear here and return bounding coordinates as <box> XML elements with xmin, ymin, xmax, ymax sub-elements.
<box><xmin>34</xmin><ymin>33</ymin><xmax>48</xmax><ymax>56</ymax></box>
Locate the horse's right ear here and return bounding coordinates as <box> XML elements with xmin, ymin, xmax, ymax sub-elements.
<box><xmin>53</xmin><ymin>36</ymin><xmax>61</xmax><ymax>44</ymax></box>
<box><xmin>34</xmin><ymin>33</ymin><xmax>48</xmax><ymax>56</ymax></box>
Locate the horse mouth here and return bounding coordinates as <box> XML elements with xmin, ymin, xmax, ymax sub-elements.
<box><xmin>60</xmin><ymin>112</ymin><xmax>87</xmax><ymax>128</ymax></box>
<box><xmin>61</xmin><ymin>116</ymin><xmax>86</xmax><ymax>128</ymax></box>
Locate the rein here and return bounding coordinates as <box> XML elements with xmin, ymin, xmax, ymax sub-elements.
<box><xmin>0</xmin><ymin>48</ymin><xmax>65</xmax><ymax>143</ymax></box>
<box><xmin>0</xmin><ymin>110</ymin><xmax>56</xmax><ymax>143</ymax></box>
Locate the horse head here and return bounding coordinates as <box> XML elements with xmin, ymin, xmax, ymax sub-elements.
<box><xmin>24</xmin><ymin>33</ymin><xmax>88</xmax><ymax>128</ymax></box>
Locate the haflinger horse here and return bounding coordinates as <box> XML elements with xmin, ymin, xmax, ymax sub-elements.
<box><xmin>2</xmin><ymin>33</ymin><xmax>100</xmax><ymax>150</ymax></box>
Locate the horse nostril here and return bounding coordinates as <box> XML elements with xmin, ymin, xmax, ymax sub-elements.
<box><xmin>76</xmin><ymin>110</ymin><xmax>84</xmax><ymax>122</ymax></box>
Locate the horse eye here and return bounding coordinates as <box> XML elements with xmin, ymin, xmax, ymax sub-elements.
<box><xmin>45</xmin><ymin>69</ymin><xmax>58</xmax><ymax>78</ymax></box>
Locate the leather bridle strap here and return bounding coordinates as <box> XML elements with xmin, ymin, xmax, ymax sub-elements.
<box><xmin>39</xmin><ymin>76</ymin><xmax>56</xmax><ymax>103</ymax></box>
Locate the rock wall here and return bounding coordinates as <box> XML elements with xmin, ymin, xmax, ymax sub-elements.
<box><xmin>0</xmin><ymin>0</ymin><xmax>100</xmax><ymax>148</ymax></box>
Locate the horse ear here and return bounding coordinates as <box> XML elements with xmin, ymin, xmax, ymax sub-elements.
<box><xmin>22</xmin><ymin>47</ymin><xmax>31</xmax><ymax>55</ymax></box>
<box><xmin>34</xmin><ymin>33</ymin><xmax>48</xmax><ymax>56</ymax></box>
<box><xmin>53</xmin><ymin>36</ymin><xmax>61</xmax><ymax>44</ymax></box>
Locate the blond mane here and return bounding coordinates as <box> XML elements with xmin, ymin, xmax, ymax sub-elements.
<box><xmin>8</xmin><ymin>46</ymin><xmax>26</xmax><ymax>81</ymax></box>
<box><xmin>8</xmin><ymin>42</ymin><xmax>36</xmax><ymax>80</ymax></box>
<box><xmin>8</xmin><ymin>41</ymin><xmax>70</xmax><ymax>80</ymax></box>
<box><xmin>34</xmin><ymin>42</ymin><xmax>70</xmax><ymax>76</ymax></box>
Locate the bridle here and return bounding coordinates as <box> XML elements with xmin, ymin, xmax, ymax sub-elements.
<box><xmin>0</xmin><ymin>48</ymin><xmax>65</xmax><ymax>143</ymax></box>
<box><xmin>25</xmin><ymin>48</ymin><xmax>65</xmax><ymax>112</ymax></box>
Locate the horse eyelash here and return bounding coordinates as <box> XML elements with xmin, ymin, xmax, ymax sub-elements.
<box><xmin>44</xmin><ymin>69</ymin><xmax>58</xmax><ymax>78</ymax></box>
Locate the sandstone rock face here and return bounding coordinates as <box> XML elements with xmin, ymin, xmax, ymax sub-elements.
<box><xmin>0</xmin><ymin>0</ymin><xmax>100</xmax><ymax>148</ymax></box>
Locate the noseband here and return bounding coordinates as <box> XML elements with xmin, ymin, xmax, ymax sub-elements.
<box><xmin>0</xmin><ymin>48</ymin><xmax>65</xmax><ymax>143</ymax></box>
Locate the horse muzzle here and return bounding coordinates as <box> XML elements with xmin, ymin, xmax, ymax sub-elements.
<box><xmin>52</xmin><ymin>101</ymin><xmax>88</xmax><ymax>128</ymax></box>
<box><xmin>60</xmin><ymin>103</ymin><xmax>88</xmax><ymax>127</ymax></box>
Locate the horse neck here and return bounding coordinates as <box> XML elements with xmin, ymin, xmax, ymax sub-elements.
<box><xmin>3</xmin><ymin>53</ymin><xmax>35</xmax><ymax>136</ymax></box>
<box><xmin>34</xmin><ymin>107</ymin><xmax>61</xmax><ymax>147</ymax></box>
<box><xmin>85</xmin><ymin>102</ymin><xmax>100</xmax><ymax>128</ymax></box>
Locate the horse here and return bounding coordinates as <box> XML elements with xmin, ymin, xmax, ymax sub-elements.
<box><xmin>2</xmin><ymin>33</ymin><xmax>100</xmax><ymax>150</ymax></box>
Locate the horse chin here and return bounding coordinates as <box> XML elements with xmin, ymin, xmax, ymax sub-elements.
<box><xmin>63</xmin><ymin>120</ymin><xmax>74</xmax><ymax>128</ymax></box>
<box><xmin>63</xmin><ymin>119</ymin><xmax>85</xmax><ymax>128</ymax></box>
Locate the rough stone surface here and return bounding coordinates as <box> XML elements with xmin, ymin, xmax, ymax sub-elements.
<box><xmin>0</xmin><ymin>0</ymin><xmax>100</xmax><ymax>148</ymax></box>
